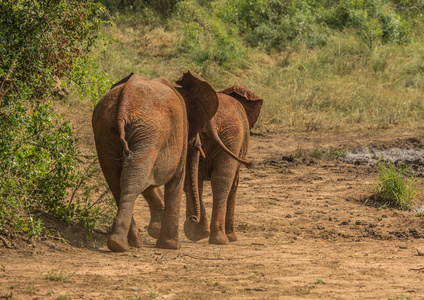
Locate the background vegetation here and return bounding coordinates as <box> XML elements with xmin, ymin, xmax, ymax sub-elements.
<box><xmin>374</xmin><ymin>162</ymin><xmax>419</xmax><ymax>210</ymax></box>
<box><xmin>96</xmin><ymin>0</ymin><xmax>424</xmax><ymax>132</ymax></box>
<box><xmin>1</xmin><ymin>0</ymin><xmax>424</xmax><ymax>238</ymax></box>
<box><xmin>0</xmin><ymin>0</ymin><xmax>113</xmax><ymax>238</ymax></box>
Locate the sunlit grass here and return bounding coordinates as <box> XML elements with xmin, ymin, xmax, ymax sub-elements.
<box><xmin>44</xmin><ymin>270</ymin><xmax>73</xmax><ymax>282</ymax></box>
<box><xmin>90</xmin><ymin>8</ymin><xmax>424</xmax><ymax>134</ymax></box>
<box><xmin>373</xmin><ymin>163</ymin><xmax>419</xmax><ymax>211</ymax></box>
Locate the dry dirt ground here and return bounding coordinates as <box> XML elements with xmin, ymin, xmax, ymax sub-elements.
<box><xmin>2</xmin><ymin>127</ymin><xmax>424</xmax><ymax>299</ymax></box>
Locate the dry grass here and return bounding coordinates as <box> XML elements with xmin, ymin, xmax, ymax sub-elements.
<box><xmin>87</xmin><ymin>13</ymin><xmax>424</xmax><ymax>135</ymax></box>
<box><xmin>230</xmin><ymin>36</ymin><xmax>424</xmax><ymax>133</ymax></box>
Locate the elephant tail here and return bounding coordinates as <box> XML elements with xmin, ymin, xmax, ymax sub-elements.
<box><xmin>208</xmin><ymin>123</ymin><xmax>252</xmax><ymax>168</ymax></box>
<box><xmin>116</xmin><ymin>76</ymin><xmax>133</xmax><ymax>156</ymax></box>
<box><xmin>118</xmin><ymin>119</ymin><xmax>130</xmax><ymax>155</ymax></box>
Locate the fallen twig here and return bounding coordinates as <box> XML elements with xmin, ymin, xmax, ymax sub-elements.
<box><xmin>186</xmin><ymin>254</ymin><xmax>223</xmax><ymax>261</ymax></box>
<box><xmin>79</xmin><ymin>154</ymin><xmax>97</xmax><ymax>159</ymax></box>
<box><xmin>409</xmin><ymin>267</ymin><xmax>424</xmax><ymax>271</ymax></box>
<box><xmin>93</xmin><ymin>228</ymin><xmax>108</xmax><ymax>235</ymax></box>
<box><xmin>0</xmin><ymin>236</ymin><xmax>12</xmax><ymax>249</ymax></box>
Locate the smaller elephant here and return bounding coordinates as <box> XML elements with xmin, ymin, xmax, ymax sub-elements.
<box><xmin>92</xmin><ymin>71</ymin><xmax>218</xmax><ymax>252</ymax></box>
<box><xmin>184</xmin><ymin>84</ymin><xmax>263</xmax><ymax>245</ymax></box>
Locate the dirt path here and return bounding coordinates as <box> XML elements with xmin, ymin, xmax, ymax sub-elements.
<box><xmin>2</xmin><ymin>130</ymin><xmax>424</xmax><ymax>299</ymax></box>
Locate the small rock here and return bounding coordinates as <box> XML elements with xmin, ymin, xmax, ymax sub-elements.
<box><xmin>417</xmin><ymin>248</ymin><xmax>424</xmax><ymax>256</ymax></box>
<box><xmin>281</xmin><ymin>155</ymin><xmax>294</xmax><ymax>162</ymax></box>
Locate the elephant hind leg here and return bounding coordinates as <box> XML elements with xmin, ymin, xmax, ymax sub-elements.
<box><xmin>209</xmin><ymin>175</ymin><xmax>236</xmax><ymax>245</ymax></box>
<box><xmin>142</xmin><ymin>186</ymin><xmax>164</xmax><ymax>239</ymax></box>
<box><xmin>225</xmin><ymin>170</ymin><xmax>239</xmax><ymax>242</ymax></box>
<box><xmin>97</xmin><ymin>153</ymin><xmax>142</xmax><ymax>249</ymax></box>
<box><xmin>156</xmin><ymin>169</ymin><xmax>184</xmax><ymax>250</ymax></box>
<box><xmin>108</xmin><ymin>154</ymin><xmax>156</xmax><ymax>252</ymax></box>
<box><xmin>128</xmin><ymin>218</ymin><xmax>143</xmax><ymax>248</ymax></box>
<box><xmin>112</xmin><ymin>186</ymin><xmax>142</xmax><ymax>249</ymax></box>
<box><xmin>107</xmin><ymin>192</ymin><xmax>140</xmax><ymax>252</ymax></box>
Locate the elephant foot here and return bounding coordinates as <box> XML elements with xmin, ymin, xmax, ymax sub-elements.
<box><xmin>107</xmin><ymin>234</ymin><xmax>129</xmax><ymax>252</ymax></box>
<box><xmin>156</xmin><ymin>238</ymin><xmax>181</xmax><ymax>250</ymax></box>
<box><xmin>147</xmin><ymin>221</ymin><xmax>161</xmax><ymax>239</ymax></box>
<box><xmin>226</xmin><ymin>231</ymin><xmax>238</xmax><ymax>242</ymax></box>
<box><xmin>184</xmin><ymin>219</ymin><xmax>210</xmax><ymax>242</ymax></box>
<box><xmin>128</xmin><ymin>230</ymin><xmax>143</xmax><ymax>248</ymax></box>
<box><xmin>209</xmin><ymin>231</ymin><xmax>229</xmax><ymax>245</ymax></box>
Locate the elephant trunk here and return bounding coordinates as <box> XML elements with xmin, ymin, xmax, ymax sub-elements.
<box><xmin>184</xmin><ymin>135</ymin><xmax>202</xmax><ymax>224</ymax></box>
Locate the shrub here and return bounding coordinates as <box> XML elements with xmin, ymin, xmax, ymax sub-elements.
<box><xmin>97</xmin><ymin>0</ymin><xmax>182</xmax><ymax>16</ymax></box>
<box><xmin>175</xmin><ymin>0</ymin><xmax>245</xmax><ymax>66</ymax></box>
<box><xmin>68</xmin><ymin>57</ymin><xmax>114</xmax><ymax>107</ymax></box>
<box><xmin>0</xmin><ymin>0</ymin><xmax>107</xmax><ymax>100</ymax></box>
<box><xmin>0</xmin><ymin>0</ymin><xmax>112</xmax><ymax>238</ymax></box>
<box><xmin>217</xmin><ymin>0</ymin><xmax>408</xmax><ymax>50</ymax></box>
<box><xmin>373</xmin><ymin>163</ymin><xmax>419</xmax><ymax>211</ymax></box>
<box><xmin>0</xmin><ymin>97</ymin><xmax>115</xmax><ymax>237</ymax></box>
<box><xmin>0</xmin><ymin>99</ymin><xmax>79</xmax><ymax>236</ymax></box>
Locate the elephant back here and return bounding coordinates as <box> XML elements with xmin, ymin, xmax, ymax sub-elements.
<box><xmin>110</xmin><ymin>73</ymin><xmax>134</xmax><ymax>90</ymax></box>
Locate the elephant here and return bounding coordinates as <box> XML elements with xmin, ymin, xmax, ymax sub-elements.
<box><xmin>92</xmin><ymin>71</ymin><xmax>218</xmax><ymax>252</ymax></box>
<box><xmin>183</xmin><ymin>84</ymin><xmax>263</xmax><ymax>245</ymax></box>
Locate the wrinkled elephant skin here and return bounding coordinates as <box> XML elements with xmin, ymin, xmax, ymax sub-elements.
<box><xmin>184</xmin><ymin>85</ymin><xmax>263</xmax><ymax>245</ymax></box>
<box><xmin>92</xmin><ymin>71</ymin><xmax>218</xmax><ymax>252</ymax></box>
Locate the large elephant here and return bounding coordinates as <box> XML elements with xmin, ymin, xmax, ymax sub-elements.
<box><xmin>184</xmin><ymin>85</ymin><xmax>263</xmax><ymax>245</ymax></box>
<box><xmin>92</xmin><ymin>71</ymin><xmax>218</xmax><ymax>252</ymax></box>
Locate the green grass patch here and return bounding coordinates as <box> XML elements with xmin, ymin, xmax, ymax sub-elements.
<box><xmin>314</xmin><ymin>278</ymin><xmax>326</xmax><ymax>284</ymax></box>
<box><xmin>414</xmin><ymin>211</ymin><xmax>424</xmax><ymax>218</ymax></box>
<box><xmin>148</xmin><ymin>288</ymin><xmax>159</xmax><ymax>299</ymax></box>
<box><xmin>311</xmin><ymin>145</ymin><xmax>348</xmax><ymax>160</ymax></box>
<box><xmin>373</xmin><ymin>163</ymin><xmax>419</xmax><ymax>211</ymax></box>
<box><xmin>44</xmin><ymin>270</ymin><xmax>73</xmax><ymax>282</ymax></box>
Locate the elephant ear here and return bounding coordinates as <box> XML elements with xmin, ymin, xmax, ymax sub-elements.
<box><xmin>219</xmin><ymin>85</ymin><xmax>264</xmax><ymax>129</ymax></box>
<box><xmin>176</xmin><ymin>71</ymin><xmax>219</xmax><ymax>141</ymax></box>
<box><xmin>110</xmin><ymin>73</ymin><xmax>134</xmax><ymax>90</ymax></box>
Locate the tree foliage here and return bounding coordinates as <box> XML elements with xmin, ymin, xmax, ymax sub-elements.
<box><xmin>0</xmin><ymin>0</ymin><xmax>109</xmax><ymax>237</ymax></box>
<box><xmin>0</xmin><ymin>0</ymin><xmax>106</xmax><ymax>102</ymax></box>
<box><xmin>217</xmin><ymin>0</ymin><xmax>409</xmax><ymax>50</ymax></box>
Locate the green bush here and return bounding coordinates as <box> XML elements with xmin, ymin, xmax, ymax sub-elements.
<box><xmin>0</xmin><ymin>0</ymin><xmax>107</xmax><ymax>99</ymax></box>
<box><xmin>0</xmin><ymin>100</ymin><xmax>78</xmax><ymax>237</ymax></box>
<box><xmin>97</xmin><ymin>0</ymin><xmax>181</xmax><ymax>16</ymax></box>
<box><xmin>175</xmin><ymin>0</ymin><xmax>245</xmax><ymax>66</ymax></box>
<box><xmin>68</xmin><ymin>57</ymin><xmax>114</xmax><ymax>107</ymax></box>
<box><xmin>0</xmin><ymin>0</ymin><xmax>112</xmax><ymax>237</ymax></box>
<box><xmin>373</xmin><ymin>163</ymin><xmax>419</xmax><ymax>211</ymax></box>
<box><xmin>217</xmin><ymin>0</ymin><xmax>408</xmax><ymax>50</ymax></box>
<box><xmin>322</xmin><ymin>0</ymin><xmax>407</xmax><ymax>47</ymax></box>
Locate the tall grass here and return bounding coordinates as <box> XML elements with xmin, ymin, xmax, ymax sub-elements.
<box><xmin>90</xmin><ymin>1</ymin><xmax>424</xmax><ymax>133</ymax></box>
<box><xmin>220</xmin><ymin>43</ymin><xmax>424</xmax><ymax>132</ymax></box>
